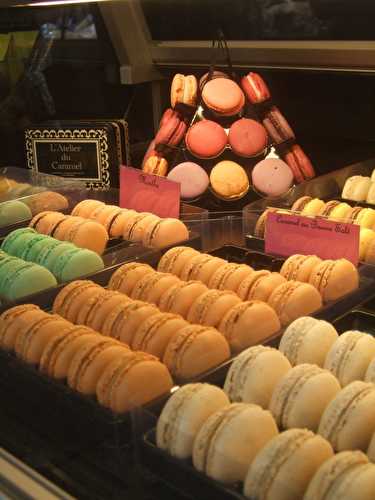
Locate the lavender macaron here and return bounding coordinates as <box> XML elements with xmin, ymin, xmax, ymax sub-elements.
<box><xmin>167</xmin><ymin>162</ymin><xmax>209</xmax><ymax>200</ymax></box>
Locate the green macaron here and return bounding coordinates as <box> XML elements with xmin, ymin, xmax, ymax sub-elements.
<box><xmin>52</xmin><ymin>247</ymin><xmax>104</xmax><ymax>282</ymax></box>
<box><xmin>0</xmin><ymin>200</ymin><xmax>32</xmax><ymax>227</ymax></box>
<box><xmin>37</xmin><ymin>241</ymin><xmax>75</xmax><ymax>271</ymax></box>
<box><xmin>1</xmin><ymin>261</ymin><xmax>57</xmax><ymax>301</ymax></box>
<box><xmin>1</xmin><ymin>227</ymin><xmax>36</xmax><ymax>254</ymax></box>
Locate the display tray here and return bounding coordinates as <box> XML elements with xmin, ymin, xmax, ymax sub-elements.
<box><xmin>333</xmin><ymin>309</ymin><xmax>375</xmax><ymax>335</ymax></box>
<box><xmin>335</xmin><ymin>197</ymin><xmax>375</xmax><ymax>210</ymax></box>
<box><xmin>0</xmin><ymin>232</ymin><xmax>201</xmax><ymax>314</ymax></box>
<box><xmin>141</xmin><ymin>429</ymin><xmax>246</xmax><ymax>500</ymax></box>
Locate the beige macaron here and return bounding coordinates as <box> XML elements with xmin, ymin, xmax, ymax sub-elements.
<box><xmin>193</xmin><ymin>403</ymin><xmax>279</xmax><ymax>484</ymax></box>
<box><xmin>218</xmin><ymin>300</ymin><xmax>281</xmax><ymax>353</ymax></box>
<box><xmin>156</xmin><ymin>383</ymin><xmax>230</xmax><ymax>459</ymax></box>
<box><xmin>224</xmin><ymin>345</ymin><xmax>291</xmax><ymax>408</ymax></box>
<box><xmin>269</xmin><ymin>363</ymin><xmax>341</xmax><ymax>432</ymax></box>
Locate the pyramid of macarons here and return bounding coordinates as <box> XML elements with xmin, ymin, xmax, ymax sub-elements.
<box><xmin>52</xmin><ymin>279</ymin><xmax>230</xmax><ymax>380</ymax></box>
<box><xmin>142</xmin><ymin>70</ymin><xmax>315</xmax><ymax>202</ymax></box>
<box><xmin>71</xmin><ymin>199</ymin><xmax>190</xmax><ymax>249</ymax></box>
<box><xmin>0</xmin><ymin>304</ymin><xmax>173</xmax><ymax>413</ymax></box>
<box><xmin>2</xmin><ymin>227</ymin><xmax>104</xmax><ymax>283</ymax></box>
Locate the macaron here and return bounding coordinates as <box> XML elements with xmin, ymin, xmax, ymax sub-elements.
<box><xmin>0</xmin><ymin>304</ymin><xmax>40</xmax><ymax>351</ymax></box>
<box><xmin>29</xmin><ymin>211</ymin><xmax>65</xmax><ymax>235</ymax></box>
<box><xmin>301</xmin><ymin>197</ymin><xmax>326</xmax><ymax>216</ymax></box>
<box><xmin>85</xmin><ymin>290</ymin><xmax>132</xmax><ymax>333</ymax></box>
<box><xmin>0</xmin><ymin>200</ymin><xmax>32</xmax><ymax>226</ymax></box>
<box><xmin>241</xmin><ymin>72</ymin><xmax>271</xmax><ymax>104</ymax></box>
<box><xmin>210</xmin><ymin>161</ymin><xmax>250</xmax><ymax>201</ymax></box>
<box><xmin>224</xmin><ymin>345</ymin><xmax>291</xmax><ymax>408</ymax></box>
<box><xmin>368</xmin><ymin>432</ymin><xmax>375</xmax><ymax>462</ymax></box>
<box><xmin>238</xmin><ymin>271</ymin><xmax>286</xmax><ymax>302</ymax></box>
<box><xmin>342</xmin><ymin>175</ymin><xmax>372</xmax><ymax>202</ymax></box>
<box><xmin>365</xmin><ymin>357</ymin><xmax>375</xmax><ymax>384</ymax></box>
<box><xmin>131</xmin><ymin>312</ymin><xmax>188</xmax><ymax>358</ymax></box>
<box><xmin>1</xmin><ymin>227</ymin><xmax>36</xmax><ymax>254</ymax></box>
<box><xmin>108</xmin><ymin>301</ymin><xmax>159</xmax><ymax>345</ymax></box>
<box><xmin>243</xmin><ymin>429</ymin><xmax>334</xmax><ymax>500</ymax></box>
<box><xmin>280</xmin><ymin>254</ymin><xmax>322</xmax><ymax>283</ymax></box>
<box><xmin>185</xmin><ymin>120</ymin><xmax>227</xmax><ymax>159</ymax></box>
<box><xmin>279</xmin><ymin>316</ymin><xmax>339</xmax><ymax>367</ymax></box>
<box><xmin>193</xmin><ymin>403</ymin><xmax>278</xmax><ymax>484</ymax></box>
<box><xmin>228</xmin><ymin>118</ymin><xmax>268</xmax><ymax>158</ymax></box>
<box><xmin>52</xmin><ymin>280</ymin><xmax>100</xmax><ymax>319</ymax></box>
<box><xmin>366</xmin><ymin>182</ymin><xmax>375</xmax><ymax>204</ymax></box>
<box><xmin>199</xmin><ymin>70</ymin><xmax>229</xmax><ymax>92</ymax></box>
<box><xmin>252</xmin><ymin>158</ymin><xmax>294</xmax><ymax>197</ymax></box>
<box><xmin>201</xmin><ymin>77</ymin><xmax>245</xmax><ymax>116</ymax></box>
<box><xmin>51</xmin><ymin>247</ymin><xmax>104</xmax><ymax>283</ymax></box>
<box><xmin>324</xmin><ymin>330</ymin><xmax>375</xmax><ymax>386</ymax></box>
<box><xmin>180</xmin><ymin>253</ymin><xmax>228</xmax><ymax>284</ymax></box>
<box><xmin>96</xmin><ymin>351</ymin><xmax>173</xmax><ymax>413</ymax></box>
<box><xmin>1</xmin><ymin>307</ymin><xmax>48</xmax><ymax>353</ymax></box>
<box><xmin>304</xmin><ymin>450</ymin><xmax>375</xmax><ymax>500</ymax></box>
<box><xmin>253</xmin><ymin>207</ymin><xmax>279</xmax><ymax>238</ymax></box>
<box><xmin>187</xmin><ymin>289</ymin><xmax>241</xmax><ymax>328</ymax></box>
<box><xmin>143</xmin><ymin>154</ymin><xmax>168</xmax><ymax>177</ymax></box>
<box><xmin>71</xmin><ymin>199</ymin><xmax>105</xmax><ymax>218</ymax></box>
<box><xmin>355</xmin><ymin>207</ymin><xmax>375</xmax><ymax>229</ymax></box>
<box><xmin>154</xmin><ymin>112</ymin><xmax>187</xmax><ymax>147</ymax></box>
<box><xmin>163</xmin><ymin>324</ymin><xmax>230</xmax><ymax>379</ymax></box>
<box><xmin>130</xmin><ymin>271</ymin><xmax>181</xmax><ymax>307</ymax></box>
<box><xmin>158</xmin><ymin>280</ymin><xmax>209</xmax><ymax>317</ymax></box>
<box><xmin>269</xmin><ymin>363</ymin><xmax>341</xmax><ymax>432</ymax></box>
<box><xmin>167</xmin><ymin>162</ymin><xmax>209</xmax><ymax>200</ymax></box>
<box><xmin>170</xmin><ymin>73</ymin><xmax>198</xmax><ymax>108</ymax></box>
<box><xmin>24</xmin><ymin>191</ymin><xmax>68</xmax><ymax>216</ymax></box>
<box><xmin>218</xmin><ymin>300</ymin><xmax>281</xmax><ymax>353</ymax></box>
<box><xmin>156</xmin><ymin>383</ymin><xmax>229</xmax><ymax>459</ymax></box>
<box><xmin>318</xmin><ymin>381</ymin><xmax>375</xmax><ymax>451</ymax></box>
<box><xmin>291</xmin><ymin>195</ymin><xmax>313</xmax><ymax>212</ymax></box>
<box><xmin>157</xmin><ymin>246</ymin><xmax>200</xmax><ymax>276</ymax></box>
<box><xmin>122</xmin><ymin>212</ymin><xmax>160</xmax><ymax>243</ymax></box>
<box><xmin>108</xmin><ymin>262</ymin><xmax>154</xmax><ymax>296</ymax></box>
<box><xmin>328</xmin><ymin>201</ymin><xmax>352</xmax><ymax>221</ymax></box>
<box><xmin>208</xmin><ymin>263</ymin><xmax>254</xmax><ymax>294</ymax></box>
<box><xmin>283</xmin><ymin>144</ymin><xmax>316</xmax><ymax>184</ymax></box>
<box><xmin>142</xmin><ymin>218</ymin><xmax>189</xmax><ymax>248</ymax></box>
<box><xmin>56</xmin><ymin>216</ymin><xmax>109</xmax><ymax>254</ymax></box>
<box><xmin>262</xmin><ymin>106</ymin><xmax>295</xmax><ymax>145</ymax></box>
<box><xmin>268</xmin><ymin>280</ymin><xmax>323</xmax><ymax>326</ymax></box>
<box><xmin>308</xmin><ymin>259</ymin><xmax>359</xmax><ymax>302</ymax></box>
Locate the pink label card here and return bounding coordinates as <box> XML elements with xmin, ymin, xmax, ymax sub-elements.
<box><xmin>265</xmin><ymin>212</ymin><xmax>360</xmax><ymax>265</ymax></box>
<box><xmin>120</xmin><ymin>166</ymin><xmax>180</xmax><ymax>218</ymax></box>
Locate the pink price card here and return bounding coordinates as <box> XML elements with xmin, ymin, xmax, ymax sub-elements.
<box><xmin>120</xmin><ymin>166</ymin><xmax>180</xmax><ymax>218</ymax></box>
<box><xmin>265</xmin><ymin>212</ymin><xmax>360</xmax><ymax>265</ymax></box>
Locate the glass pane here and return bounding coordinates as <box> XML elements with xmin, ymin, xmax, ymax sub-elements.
<box><xmin>141</xmin><ymin>0</ymin><xmax>375</xmax><ymax>41</ymax></box>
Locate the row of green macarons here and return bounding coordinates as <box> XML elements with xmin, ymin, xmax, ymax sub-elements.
<box><xmin>1</xmin><ymin>228</ymin><xmax>104</xmax><ymax>287</ymax></box>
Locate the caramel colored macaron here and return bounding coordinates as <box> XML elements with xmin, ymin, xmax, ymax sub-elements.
<box><xmin>180</xmin><ymin>253</ymin><xmax>228</xmax><ymax>284</ymax></box>
<box><xmin>96</xmin><ymin>351</ymin><xmax>173</xmax><ymax>413</ymax></box>
<box><xmin>187</xmin><ymin>289</ymin><xmax>241</xmax><ymax>328</ymax></box>
<box><xmin>218</xmin><ymin>300</ymin><xmax>281</xmax><ymax>353</ymax></box>
<box><xmin>163</xmin><ymin>324</ymin><xmax>230</xmax><ymax>379</ymax></box>
<box><xmin>143</xmin><ymin>218</ymin><xmax>190</xmax><ymax>249</ymax></box>
<box><xmin>158</xmin><ymin>280</ymin><xmax>209</xmax><ymax>317</ymax></box>
<box><xmin>242</xmin><ymin>271</ymin><xmax>286</xmax><ymax>302</ymax></box>
<box><xmin>208</xmin><ymin>263</ymin><xmax>254</xmax><ymax>294</ymax></box>
<box><xmin>52</xmin><ymin>280</ymin><xmax>101</xmax><ymax>322</ymax></box>
<box><xmin>268</xmin><ymin>280</ymin><xmax>323</xmax><ymax>326</ymax></box>
<box><xmin>29</xmin><ymin>210</ymin><xmax>66</xmax><ymax>235</ymax></box>
<box><xmin>280</xmin><ymin>254</ymin><xmax>322</xmax><ymax>283</ymax></box>
<box><xmin>109</xmin><ymin>301</ymin><xmax>159</xmax><ymax>345</ymax></box>
<box><xmin>123</xmin><ymin>212</ymin><xmax>161</xmax><ymax>243</ymax></box>
<box><xmin>130</xmin><ymin>271</ymin><xmax>181</xmax><ymax>307</ymax></box>
<box><xmin>157</xmin><ymin>246</ymin><xmax>200</xmax><ymax>276</ymax></box>
<box><xmin>0</xmin><ymin>304</ymin><xmax>40</xmax><ymax>351</ymax></box>
<box><xmin>108</xmin><ymin>262</ymin><xmax>155</xmax><ymax>296</ymax></box>
<box><xmin>71</xmin><ymin>199</ymin><xmax>105</xmax><ymax>218</ymax></box>
<box><xmin>143</xmin><ymin>155</ymin><xmax>168</xmax><ymax>176</ymax></box>
<box><xmin>210</xmin><ymin>161</ymin><xmax>249</xmax><ymax>201</ymax></box>
<box><xmin>58</xmin><ymin>216</ymin><xmax>109</xmax><ymax>254</ymax></box>
<box><xmin>309</xmin><ymin>259</ymin><xmax>359</xmax><ymax>302</ymax></box>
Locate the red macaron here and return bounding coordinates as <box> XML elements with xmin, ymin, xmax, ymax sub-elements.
<box><xmin>185</xmin><ymin>119</ymin><xmax>228</xmax><ymax>159</ymax></box>
<box><xmin>228</xmin><ymin>118</ymin><xmax>268</xmax><ymax>157</ymax></box>
<box><xmin>241</xmin><ymin>72</ymin><xmax>271</xmax><ymax>104</ymax></box>
<box><xmin>283</xmin><ymin>144</ymin><xmax>316</xmax><ymax>184</ymax></box>
<box><xmin>155</xmin><ymin>114</ymin><xmax>187</xmax><ymax>147</ymax></box>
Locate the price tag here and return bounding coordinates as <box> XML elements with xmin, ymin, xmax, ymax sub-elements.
<box><xmin>120</xmin><ymin>166</ymin><xmax>180</xmax><ymax>218</ymax></box>
<box><xmin>265</xmin><ymin>212</ymin><xmax>359</xmax><ymax>265</ymax></box>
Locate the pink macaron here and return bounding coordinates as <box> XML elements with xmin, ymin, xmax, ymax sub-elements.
<box><xmin>262</xmin><ymin>106</ymin><xmax>295</xmax><ymax>145</ymax></box>
<box><xmin>167</xmin><ymin>162</ymin><xmax>209</xmax><ymax>200</ymax></box>
<box><xmin>252</xmin><ymin>158</ymin><xmax>294</xmax><ymax>197</ymax></box>
<box><xmin>155</xmin><ymin>114</ymin><xmax>187</xmax><ymax>147</ymax></box>
<box><xmin>201</xmin><ymin>78</ymin><xmax>245</xmax><ymax>116</ymax></box>
<box><xmin>241</xmin><ymin>72</ymin><xmax>271</xmax><ymax>104</ymax></box>
<box><xmin>185</xmin><ymin>120</ymin><xmax>228</xmax><ymax>159</ymax></box>
<box><xmin>283</xmin><ymin>144</ymin><xmax>316</xmax><ymax>184</ymax></box>
<box><xmin>228</xmin><ymin>118</ymin><xmax>268</xmax><ymax>157</ymax></box>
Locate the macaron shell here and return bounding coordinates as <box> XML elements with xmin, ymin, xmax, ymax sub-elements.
<box><xmin>156</xmin><ymin>383</ymin><xmax>230</xmax><ymax>459</ymax></box>
<box><xmin>159</xmin><ymin>281</ymin><xmax>209</xmax><ymax>317</ymax></box>
<box><xmin>67</xmin><ymin>220</ymin><xmax>108</xmax><ymax>254</ymax></box>
<box><xmin>218</xmin><ymin>301</ymin><xmax>281</xmax><ymax>353</ymax></box>
<box><xmin>52</xmin><ymin>248</ymin><xmax>104</xmax><ymax>283</ymax></box>
<box><xmin>208</xmin><ymin>263</ymin><xmax>254</xmax><ymax>293</ymax></box>
<box><xmin>368</xmin><ymin>432</ymin><xmax>375</xmax><ymax>462</ymax></box>
<box><xmin>167</xmin><ymin>162</ymin><xmax>209</xmax><ymax>199</ymax></box>
<box><xmin>187</xmin><ymin>290</ymin><xmax>241</xmax><ymax>328</ymax></box>
<box><xmin>301</xmin><ymin>198</ymin><xmax>326</xmax><ymax>216</ymax></box>
<box><xmin>237</xmin><ymin>270</ymin><xmax>271</xmax><ymax>300</ymax></box>
<box><xmin>138</xmin><ymin>273</ymin><xmax>182</xmax><ymax>307</ymax></box>
<box><xmin>143</xmin><ymin>219</ymin><xmax>189</xmax><ymax>249</ymax></box>
<box><xmin>6</xmin><ymin>263</ymin><xmax>57</xmax><ymax>301</ymax></box>
<box><xmin>309</xmin><ymin>259</ymin><xmax>359</xmax><ymax>302</ymax></box>
<box><xmin>157</xmin><ymin>247</ymin><xmax>200</xmax><ymax>276</ymax></box>
<box><xmin>228</xmin><ymin>118</ymin><xmax>268</xmax><ymax>158</ymax></box>
<box><xmin>252</xmin><ymin>159</ymin><xmax>294</xmax><ymax>197</ymax></box>
<box><xmin>163</xmin><ymin>325</ymin><xmax>230</xmax><ymax>379</ymax></box>
<box><xmin>240</xmin><ymin>72</ymin><xmax>271</xmax><ymax>104</ymax></box>
<box><xmin>0</xmin><ymin>304</ymin><xmax>40</xmax><ymax>350</ymax></box>
<box><xmin>247</xmin><ymin>272</ymin><xmax>286</xmax><ymax>302</ymax></box>
<box><xmin>108</xmin><ymin>262</ymin><xmax>154</xmax><ymax>296</ymax></box>
<box><xmin>12</xmin><ymin>310</ymin><xmax>52</xmax><ymax>357</ymax></box>
<box><xmin>202</xmin><ymin>78</ymin><xmax>245</xmax><ymax>116</ymax></box>
<box><xmin>71</xmin><ymin>200</ymin><xmax>104</xmax><ymax>218</ymax></box>
<box><xmin>123</xmin><ymin>213</ymin><xmax>160</xmax><ymax>242</ymax></box>
<box><xmin>117</xmin><ymin>303</ymin><xmax>159</xmax><ymax>345</ymax></box>
<box><xmin>210</xmin><ymin>161</ymin><xmax>249</xmax><ymax>201</ymax></box>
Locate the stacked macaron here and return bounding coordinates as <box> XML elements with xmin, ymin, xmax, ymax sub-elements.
<box><xmin>156</xmin><ymin>383</ymin><xmax>336</xmax><ymax>497</ymax></box>
<box><xmin>71</xmin><ymin>199</ymin><xmax>190</xmax><ymax>249</ymax></box>
<box><xmin>0</xmin><ymin>304</ymin><xmax>173</xmax><ymax>413</ymax></box>
<box><xmin>29</xmin><ymin>211</ymin><xmax>108</xmax><ymax>254</ymax></box>
<box><xmin>52</xmin><ymin>280</ymin><xmax>230</xmax><ymax>379</ymax></box>
<box><xmin>0</xmin><ymin>250</ymin><xmax>57</xmax><ymax>301</ymax></box>
<box><xmin>108</xmin><ymin>259</ymin><xmax>283</xmax><ymax>352</ymax></box>
<box><xmin>158</xmin><ymin>247</ymin><xmax>325</xmax><ymax>328</ymax></box>
<box><xmin>2</xmin><ymin>228</ymin><xmax>104</xmax><ymax>282</ymax></box>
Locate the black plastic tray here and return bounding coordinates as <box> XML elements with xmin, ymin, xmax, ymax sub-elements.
<box><xmin>141</xmin><ymin>429</ymin><xmax>246</xmax><ymax>500</ymax></box>
<box><xmin>333</xmin><ymin>309</ymin><xmax>375</xmax><ymax>335</ymax></box>
<box><xmin>0</xmin><ymin>232</ymin><xmax>201</xmax><ymax>313</ymax></box>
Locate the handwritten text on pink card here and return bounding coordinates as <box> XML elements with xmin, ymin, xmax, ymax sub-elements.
<box><xmin>120</xmin><ymin>166</ymin><xmax>180</xmax><ymax>218</ymax></box>
<box><xmin>265</xmin><ymin>212</ymin><xmax>359</xmax><ymax>265</ymax></box>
